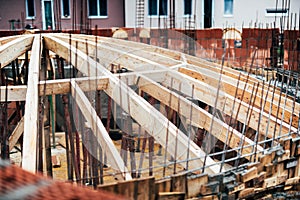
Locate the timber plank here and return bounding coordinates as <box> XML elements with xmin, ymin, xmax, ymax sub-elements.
<box><xmin>0</xmin><ymin>35</ymin><xmax>33</xmax><ymax>67</ymax></box>
<box><xmin>21</xmin><ymin>35</ymin><xmax>41</xmax><ymax>173</ymax></box>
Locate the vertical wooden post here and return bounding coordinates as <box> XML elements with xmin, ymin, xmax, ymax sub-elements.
<box><xmin>22</xmin><ymin>35</ymin><xmax>41</xmax><ymax>173</ymax></box>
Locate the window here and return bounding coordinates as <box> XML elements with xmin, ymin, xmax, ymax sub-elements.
<box><xmin>148</xmin><ymin>0</ymin><xmax>168</xmax><ymax>16</ymax></box>
<box><xmin>184</xmin><ymin>0</ymin><xmax>192</xmax><ymax>15</ymax></box>
<box><xmin>61</xmin><ymin>0</ymin><xmax>70</xmax><ymax>17</ymax></box>
<box><xmin>88</xmin><ymin>0</ymin><xmax>107</xmax><ymax>17</ymax></box>
<box><xmin>224</xmin><ymin>0</ymin><xmax>233</xmax><ymax>16</ymax></box>
<box><xmin>26</xmin><ymin>0</ymin><xmax>35</xmax><ymax>19</ymax></box>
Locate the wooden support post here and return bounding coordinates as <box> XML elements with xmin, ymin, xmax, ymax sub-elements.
<box><xmin>22</xmin><ymin>35</ymin><xmax>41</xmax><ymax>173</ymax></box>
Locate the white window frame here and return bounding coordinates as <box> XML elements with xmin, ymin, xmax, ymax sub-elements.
<box><xmin>148</xmin><ymin>0</ymin><xmax>168</xmax><ymax>18</ymax></box>
<box><xmin>87</xmin><ymin>0</ymin><xmax>108</xmax><ymax>19</ymax></box>
<box><xmin>224</xmin><ymin>0</ymin><xmax>233</xmax><ymax>17</ymax></box>
<box><xmin>42</xmin><ymin>0</ymin><xmax>55</xmax><ymax>30</ymax></box>
<box><xmin>25</xmin><ymin>0</ymin><xmax>36</xmax><ymax>19</ymax></box>
<box><xmin>183</xmin><ymin>0</ymin><xmax>193</xmax><ymax>17</ymax></box>
<box><xmin>61</xmin><ymin>0</ymin><xmax>71</xmax><ymax>18</ymax></box>
<box><xmin>201</xmin><ymin>0</ymin><xmax>215</xmax><ymax>28</ymax></box>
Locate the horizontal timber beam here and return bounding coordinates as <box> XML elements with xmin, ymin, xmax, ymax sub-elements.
<box><xmin>0</xmin><ymin>77</ymin><xmax>109</xmax><ymax>102</ymax></box>
<box><xmin>0</xmin><ymin>35</ymin><xmax>26</xmax><ymax>46</ymax></box>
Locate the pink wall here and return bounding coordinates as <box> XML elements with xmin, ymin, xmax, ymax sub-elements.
<box><xmin>0</xmin><ymin>0</ymin><xmax>41</xmax><ymax>30</ymax></box>
<box><xmin>0</xmin><ymin>0</ymin><xmax>124</xmax><ymax>30</ymax></box>
<box><xmin>60</xmin><ymin>0</ymin><xmax>124</xmax><ymax>30</ymax></box>
<box><xmin>87</xmin><ymin>0</ymin><xmax>125</xmax><ymax>28</ymax></box>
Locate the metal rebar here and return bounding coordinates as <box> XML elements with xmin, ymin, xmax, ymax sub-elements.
<box><xmin>220</xmin><ymin>72</ymin><xmax>242</xmax><ymax>172</ymax></box>
<box><xmin>163</xmin><ymin>78</ymin><xmax>173</xmax><ymax>177</ymax></box>
<box><xmin>234</xmin><ymin>82</ymin><xmax>259</xmax><ymax>168</ymax></box>
<box><xmin>173</xmin><ymin>82</ymin><xmax>181</xmax><ymax>174</ymax></box>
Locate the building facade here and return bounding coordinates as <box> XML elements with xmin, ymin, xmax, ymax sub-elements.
<box><xmin>125</xmin><ymin>0</ymin><xmax>300</xmax><ymax>30</ymax></box>
<box><xmin>0</xmin><ymin>0</ymin><xmax>125</xmax><ymax>30</ymax></box>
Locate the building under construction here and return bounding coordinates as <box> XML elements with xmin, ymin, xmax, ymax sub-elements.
<box><xmin>0</xmin><ymin>0</ymin><xmax>300</xmax><ymax>199</ymax></box>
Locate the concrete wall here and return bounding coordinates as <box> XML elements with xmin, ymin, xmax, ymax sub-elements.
<box><xmin>213</xmin><ymin>0</ymin><xmax>300</xmax><ymax>30</ymax></box>
<box><xmin>0</xmin><ymin>0</ymin><xmax>124</xmax><ymax>30</ymax></box>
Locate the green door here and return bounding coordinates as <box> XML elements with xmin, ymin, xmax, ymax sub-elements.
<box><xmin>44</xmin><ymin>1</ymin><xmax>53</xmax><ymax>29</ymax></box>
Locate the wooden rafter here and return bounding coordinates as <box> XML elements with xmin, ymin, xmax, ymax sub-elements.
<box><xmin>0</xmin><ymin>35</ymin><xmax>33</xmax><ymax>67</ymax></box>
<box><xmin>43</xmin><ymin>34</ymin><xmax>222</xmax><ymax>174</ymax></box>
<box><xmin>71</xmin><ymin>80</ymin><xmax>132</xmax><ymax>180</ymax></box>
<box><xmin>136</xmin><ymin>75</ymin><xmax>264</xmax><ymax>159</ymax></box>
<box><xmin>0</xmin><ymin>77</ymin><xmax>109</xmax><ymax>102</ymax></box>
<box><xmin>180</xmin><ymin>65</ymin><xmax>300</xmax><ymax>129</ymax></box>
<box><xmin>161</xmin><ymin>70</ymin><xmax>298</xmax><ymax>138</ymax></box>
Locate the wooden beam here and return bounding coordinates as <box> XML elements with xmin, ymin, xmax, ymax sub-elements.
<box><xmin>70</xmin><ymin>80</ymin><xmax>132</xmax><ymax>180</ymax></box>
<box><xmin>105</xmin><ymin>76</ymin><xmax>221</xmax><ymax>174</ymax></box>
<box><xmin>137</xmin><ymin>75</ymin><xmax>264</xmax><ymax>158</ymax></box>
<box><xmin>67</xmin><ymin>33</ymin><xmax>289</xmax><ymax>111</ymax></box>
<box><xmin>0</xmin><ymin>35</ymin><xmax>33</xmax><ymax>67</ymax></box>
<box><xmin>8</xmin><ymin>117</ymin><xmax>24</xmax><ymax>152</ymax></box>
<box><xmin>0</xmin><ymin>85</ymin><xmax>27</xmax><ymax>101</ymax></box>
<box><xmin>0</xmin><ymin>35</ymin><xmax>25</xmax><ymax>46</ymax></box>
<box><xmin>39</xmin><ymin>77</ymin><xmax>109</xmax><ymax>95</ymax></box>
<box><xmin>0</xmin><ymin>77</ymin><xmax>109</xmax><ymax>102</ymax></box>
<box><xmin>22</xmin><ymin>35</ymin><xmax>41</xmax><ymax>173</ymax></box>
<box><xmin>43</xmin><ymin>35</ymin><xmax>221</xmax><ymax>174</ymax></box>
